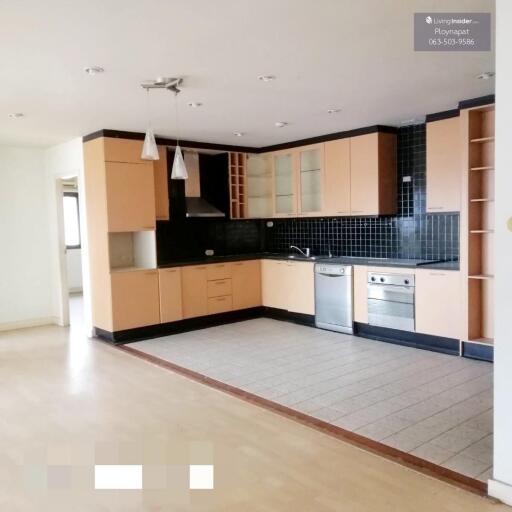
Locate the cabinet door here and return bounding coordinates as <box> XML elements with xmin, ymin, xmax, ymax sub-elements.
<box><xmin>105</xmin><ymin>162</ymin><xmax>156</xmax><ymax>232</ymax></box>
<box><xmin>158</xmin><ymin>268</ymin><xmax>183</xmax><ymax>323</ymax></box>
<box><xmin>353</xmin><ymin>265</ymin><xmax>368</xmax><ymax>323</ymax></box>
<box><xmin>154</xmin><ymin>146</ymin><xmax>169</xmax><ymax>220</ymax></box>
<box><xmin>103</xmin><ymin>138</ymin><xmax>146</xmax><ymax>163</ymax></box>
<box><xmin>272</xmin><ymin>151</ymin><xmax>297</xmax><ymax>217</ymax></box>
<box><xmin>181</xmin><ymin>265</ymin><xmax>208</xmax><ymax>319</ymax></box>
<box><xmin>426</xmin><ymin>117</ymin><xmax>461</xmax><ymax>212</ymax></box>
<box><xmin>111</xmin><ymin>270</ymin><xmax>160</xmax><ymax>331</ymax></box>
<box><xmin>287</xmin><ymin>261</ymin><xmax>315</xmax><ymax>315</ymax></box>
<box><xmin>261</xmin><ymin>260</ymin><xmax>288</xmax><ymax>309</ymax></box>
<box><xmin>232</xmin><ymin>260</ymin><xmax>262</xmax><ymax>309</ymax></box>
<box><xmin>246</xmin><ymin>154</ymin><xmax>273</xmax><ymax>218</ymax></box>
<box><xmin>350</xmin><ymin>134</ymin><xmax>379</xmax><ymax>216</ymax></box>
<box><xmin>298</xmin><ymin>145</ymin><xmax>324</xmax><ymax>216</ymax></box>
<box><xmin>415</xmin><ymin>270</ymin><xmax>461</xmax><ymax>339</ymax></box>
<box><xmin>324</xmin><ymin>139</ymin><xmax>351</xmax><ymax>215</ymax></box>
<box><xmin>206</xmin><ymin>263</ymin><xmax>232</xmax><ymax>281</ymax></box>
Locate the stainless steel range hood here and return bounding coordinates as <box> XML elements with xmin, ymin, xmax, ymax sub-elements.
<box><xmin>183</xmin><ymin>151</ymin><xmax>225</xmax><ymax>218</ymax></box>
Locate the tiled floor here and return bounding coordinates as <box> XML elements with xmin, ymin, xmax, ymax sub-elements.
<box><xmin>132</xmin><ymin>318</ymin><xmax>493</xmax><ymax>482</ymax></box>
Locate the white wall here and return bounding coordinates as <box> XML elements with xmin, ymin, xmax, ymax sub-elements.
<box><xmin>489</xmin><ymin>0</ymin><xmax>512</xmax><ymax>504</ymax></box>
<box><xmin>0</xmin><ymin>146</ymin><xmax>55</xmax><ymax>329</ymax></box>
<box><xmin>66</xmin><ymin>248</ymin><xmax>83</xmax><ymax>292</ymax></box>
<box><xmin>44</xmin><ymin>138</ymin><xmax>92</xmax><ymax>335</ymax></box>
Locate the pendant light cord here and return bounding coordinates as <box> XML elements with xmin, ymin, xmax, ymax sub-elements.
<box><xmin>145</xmin><ymin>88</ymin><xmax>152</xmax><ymax>129</ymax></box>
<box><xmin>174</xmin><ymin>91</ymin><xmax>181</xmax><ymax>147</ymax></box>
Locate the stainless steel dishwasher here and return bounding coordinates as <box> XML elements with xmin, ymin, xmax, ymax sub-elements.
<box><xmin>314</xmin><ymin>263</ymin><xmax>353</xmax><ymax>334</ymax></box>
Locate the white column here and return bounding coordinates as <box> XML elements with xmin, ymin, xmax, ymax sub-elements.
<box><xmin>489</xmin><ymin>0</ymin><xmax>512</xmax><ymax>504</ymax></box>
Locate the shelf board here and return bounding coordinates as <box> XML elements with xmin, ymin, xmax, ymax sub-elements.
<box><xmin>470</xmin><ymin>166</ymin><xmax>494</xmax><ymax>171</ymax></box>
<box><xmin>467</xmin><ymin>337</ymin><xmax>494</xmax><ymax>346</ymax></box>
<box><xmin>470</xmin><ymin>136</ymin><xmax>495</xmax><ymax>143</ymax></box>
<box><xmin>470</xmin><ymin>229</ymin><xmax>494</xmax><ymax>234</ymax></box>
<box><xmin>468</xmin><ymin>274</ymin><xmax>494</xmax><ymax>280</ymax></box>
<box><xmin>470</xmin><ymin>198</ymin><xmax>494</xmax><ymax>203</ymax></box>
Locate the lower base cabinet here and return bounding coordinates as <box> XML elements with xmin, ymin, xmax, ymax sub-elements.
<box><xmin>111</xmin><ymin>269</ymin><xmax>160</xmax><ymax>331</ymax></box>
<box><xmin>232</xmin><ymin>260</ymin><xmax>262</xmax><ymax>309</ymax></box>
<box><xmin>262</xmin><ymin>260</ymin><xmax>289</xmax><ymax>309</ymax></box>
<box><xmin>158</xmin><ymin>268</ymin><xmax>183</xmax><ymax>323</ymax></box>
<box><xmin>182</xmin><ymin>265</ymin><xmax>208</xmax><ymax>319</ymax></box>
<box><xmin>208</xmin><ymin>295</ymin><xmax>233</xmax><ymax>314</ymax></box>
<box><xmin>415</xmin><ymin>269</ymin><xmax>462</xmax><ymax>339</ymax></box>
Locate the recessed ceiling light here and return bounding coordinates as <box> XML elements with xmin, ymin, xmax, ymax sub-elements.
<box><xmin>327</xmin><ymin>108</ymin><xmax>341</xmax><ymax>114</ymax></box>
<box><xmin>233</xmin><ymin>132</ymin><xmax>244</xmax><ymax>137</ymax></box>
<box><xmin>8</xmin><ymin>112</ymin><xmax>24</xmax><ymax>119</ymax></box>
<box><xmin>258</xmin><ymin>75</ymin><xmax>276</xmax><ymax>82</ymax></box>
<box><xmin>187</xmin><ymin>102</ymin><xmax>203</xmax><ymax>108</ymax></box>
<box><xmin>477</xmin><ymin>71</ymin><xmax>495</xmax><ymax>80</ymax></box>
<box><xmin>274</xmin><ymin>121</ymin><xmax>288</xmax><ymax>128</ymax></box>
<box><xmin>84</xmin><ymin>66</ymin><xmax>104</xmax><ymax>75</ymax></box>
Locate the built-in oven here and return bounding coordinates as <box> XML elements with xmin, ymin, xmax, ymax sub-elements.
<box><xmin>367</xmin><ymin>272</ymin><xmax>415</xmax><ymax>332</ymax></box>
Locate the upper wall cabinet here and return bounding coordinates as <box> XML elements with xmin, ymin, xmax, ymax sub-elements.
<box><xmin>272</xmin><ymin>150</ymin><xmax>298</xmax><ymax>217</ymax></box>
<box><xmin>154</xmin><ymin>146</ymin><xmax>169</xmax><ymax>220</ymax></box>
<box><xmin>105</xmin><ymin>161</ymin><xmax>156</xmax><ymax>232</ymax></box>
<box><xmin>324</xmin><ymin>139</ymin><xmax>351</xmax><ymax>216</ymax></box>
<box><xmin>103</xmin><ymin>138</ymin><xmax>146</xmax><ymax>164</ymax></box>
<box><xmin>298</xmin><ymin>144</ymin><xmax>324</xmax><ymax>216</ymax></box>
<box><xmin>350</xmin><ymin>133</ymin><xmax>397</xmax><ymax>216</ymax></box>
<box><xmin>246</xmin><ymin>154</ymin><xmax>273</xmax><ymax>218</ymax></box>
<box><xmin>426</xmin><ymin>116</ymin><xmax>461</xmax><ymax>213</ymax></box>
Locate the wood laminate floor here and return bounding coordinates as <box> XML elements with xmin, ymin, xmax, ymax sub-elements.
<box><xmin>0</xmin><ymin>300</ymin><xmax>501</xmax><ymax>511</ymax></box>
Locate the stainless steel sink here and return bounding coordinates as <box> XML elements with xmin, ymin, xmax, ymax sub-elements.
<box><xmin>287</xmin><ymin>254</ymin><xmax>318</xmax><ymax>261</ymax></box>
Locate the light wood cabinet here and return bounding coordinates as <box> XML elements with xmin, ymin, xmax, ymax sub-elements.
<box><xmin>105</xmin><ymin>162</ymin><xmax>156</xmax><ymax>232</ymax></box>
<box><xmin>286</xmin><ymin>261</ymin><xmax>315</xmax><ymax>315</ymax></box>
<box><xmin>182</xmin><ymin>265</ymin><xmax>208</xmax><ymax>319</ymax></box>
<box><xmin>350</xmin><ymin>133</ymin><xmax>397</xmax><ymax>216</ymax></box>
<box><xmin>111</xmin><ymin>270</ymin><xmax>160</xmax><ymax>331</ymax></box>
<box><xmin>232</xmin><ymin>260</ymin><xmax>262</xmax><ymax>309</ymax></box>
<box><xmin>207</xmin><ymin>279</ymin><xmax>232</xmax><ymax>298</ymax></box>
<box><xmin>324</xmin><ymin>139</ymin><xmax>351</xmax><ymax>215</ymax></box>
<box><xmin>261</xmin><ymin>259</ymin><xmax>289</xmax><ymax>309</ymax></box>
<box><xmin>154</xmin><ymin>146</ymin><xmax>169</xmax><ymax>220</ymax></box>
<box><xmin>353</xmin><ymin>265</ymin><xmax>369</xmax><ymax>324</ymax></box>
<box><xmin>208</xmin><ymin>296</ymin><xmax>233</xmax><ymax>315</ymax></box>
<box><xmin>415</xmin><ymin>269</ymin><xmax>462</xmax><ymax>339</ymax></box>
<box><xmin>158</xmin><ymin>268</ymin><xmax>183</xmax><ymax>323</ymax></box>
<box><xmin>206</xmin><ymin>263</ymin><xmax>232</xmax><ymax>281</ymax></box>
<box><xmin>272</xmin><ymin>151</ymin><xmax>298</xmax><ymax>217</ymax></box>
<box><xmin>103</xmin><ymin>138</ymin><xmax>146</xmax><ymax>164</ymax></box>
<box><xmin>426</xmin><ymin>116</ymin><xmax>461</xmax><ymax>212</ymax></box>
<box><xmin>298</xmin><ymin>144</ymin><xmax>324</xmax><ymax>216</ymax></box>
<box><xmin>246</xmin><ymin>154</ymin><xmax>273</xmax><ymax>218</ymax></box>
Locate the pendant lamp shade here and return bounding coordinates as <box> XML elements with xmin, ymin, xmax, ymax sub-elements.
<box><xmin>141</xmin><ymin>127</ymin><xmax>159</xmax><ymax>160</ymax></box>
<box><xmin>171</xmin><ymin>145</ymin><xmax>188</xmax><ymax>179</ymax></box>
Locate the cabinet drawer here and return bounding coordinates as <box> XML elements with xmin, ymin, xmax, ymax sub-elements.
<box><xmin>207</xmin><ymin>295</ymin><xmax>233</xmax><ymax>314</ymax></box>
<box><xmin>207</xmin><ymin>278</ymin><xmax>232</xmax><ymax>298</ymax></box>
<box><xmin>207</xmin><ymin>263</ymin><xmax>232</xmax><ymax>280</ymax></box>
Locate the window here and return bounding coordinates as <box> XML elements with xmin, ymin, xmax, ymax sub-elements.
<box><xmin>63</xmin><ymin>192</ymin><xmax>81</xmax><ymax>249</ymax></box>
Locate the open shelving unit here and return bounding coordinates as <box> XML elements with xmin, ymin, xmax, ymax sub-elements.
<box><xmin>463</xmin><ymin>104</ymin><xmax>495</xmax><ymax>353</ymax></box>
<box><xmin>229</xmin><ymin>152</ymin><xmax>246</xmax><ymax>219</ymax></box>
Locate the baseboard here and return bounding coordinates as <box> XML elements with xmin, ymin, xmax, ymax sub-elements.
<box><xmin>489</xmin><ymin>479</ymin><xmax>512</xmax><ymax>505</ymax></box>
<box><xmin>461</xmin><ymin>341</ymin><xmax>494</xmax><ymax>362</ymax></box>
<box><xmin>0</xmin><ymin>316</ymin><xmax>57</xmax><ymax>332</ymax></box>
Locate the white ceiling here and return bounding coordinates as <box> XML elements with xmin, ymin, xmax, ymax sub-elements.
<box><xmin>0</xmin><ymin>0</ymin><xmax>495</xmax><ymax>148</ymax></box>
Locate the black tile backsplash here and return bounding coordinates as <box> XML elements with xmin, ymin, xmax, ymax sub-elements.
<box><xmin>264</xmin><ymin>124</ymin><xmax>459</xmax><ymax>261</ymax></box>
<box><xmin>157</xmin><ymin>124</ymin><xmax>459</xmax><ymax>263</ymax></box>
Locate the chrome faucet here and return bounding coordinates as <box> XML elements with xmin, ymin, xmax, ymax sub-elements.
<box><xmin>290</xmin><ymin>245</ymin><xmax>310</xmax><ymax>258</ymax></box>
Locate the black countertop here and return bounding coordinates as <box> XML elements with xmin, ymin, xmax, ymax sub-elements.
<box><xmin>158</xmin><ymin>253</ymin><xmax>460</xmax><ymax>271</ymax></box>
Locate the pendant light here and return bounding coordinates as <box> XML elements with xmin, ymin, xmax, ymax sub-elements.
<box><xmin>141</xmin><ymin>89</ymin><xmax>159</xmax><ymax>160</ymax></box>
<box><xmin>171</xmin><ymin>90</ymin><xmax>188</xmax><ymax>180</ymax></box>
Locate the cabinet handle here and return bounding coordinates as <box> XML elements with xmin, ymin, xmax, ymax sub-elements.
<box><xmin>429</xmin><ymin>272</ymin><xmax>446</xmax><ymax>276</ymax></box>
<box><xmin>144</xmin><ymin>271</ymin><xmax>157</xmax><ymax>275</ymax></box>
<box><xmin>216</xmin><ymin>297</ymin><xmax>227</xmax><ymax>301</ymax></box>
<box><xmin>215</xmin><ymin>264</ymin><xmax>225</xmax><ymax>268</ymax></box>
<box><xmin>336</xmin><ymin>210</ymin><xmax>349</xmax><ymax>214</ymax></box>
<box><xmin>196</xmin><ymin>266</ymin><xmax>207</xmax><ymax>270</ymax></box>
<box><xmin>164</xmin><ymin>269</ymin><xmax>177</xmax><ymax>273</ymax></box>
<box><xmin>214</xmin><ymin>280</ymin><xmax>226</xmax><ymax>285</ymax></box>
<box><xmin>142</xmin><ymin>226</ymin><xmax>155</xmax><ymax>229</ymax></box>
<box><xmin>234</xmin><ymin>262</ymin><xmax>243</xmax><ymax>266</ymax></box>
<box><xmin>351</xmin><ymin>210</ymin><xmax>364</xmax><ymax>214</ymax></box>
<box><xmin>428</xmin><ymin>207</ymin><xmax>444</xmax><ymax>211</ymax></box>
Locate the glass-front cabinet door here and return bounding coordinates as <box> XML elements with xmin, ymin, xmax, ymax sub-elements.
<box><xmin>298</xmin><ymin>144</ymin><xmax>323</xmax><ymax>215</ymax></box>
<box><xmin>273</xmin><ymin>151</ymin><xmax>297</xmax><ymax>216</ymax></box>
<box><xmin>246</xmin><ymin>154</ymin><xmax>273</xmax><ymax>218</ymax></box>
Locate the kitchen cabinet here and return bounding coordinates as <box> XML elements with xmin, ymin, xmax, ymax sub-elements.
<box><xmin>182</xmin><ymin>265</ymin><xmax>208</xmax><ymax>318</ymax></box>
<box><xmin>103</xmin><ymin>137</ymin><xmax>146</xmax><ymax>164</ymax></box>
<box><xmin>246</xmin><ymin>154</ymin><xmax>273</xmax><ymax>218</ymax></box>
<box><xmin>350</xmin><ymin>133</ymin><xmax>397</xmax><ymax>216</ymax></box>
<box><xmin>353</xmin><ymin>265</ymin><xmax>369</xmax><ymax>324</ymax></box>
<box><xmin>298</xmin><ymin>144</ymin><xmax>324</xmax><ymax>216</ymax></box>
<box><xmin>158</xmin><ymin>268</ymin><xmax>183</xmax><ymax>323</ymax></box>
<box><xmin>207</xmin><ymin>278</ymin><xmax>232</xmax><ymax>298</ymax></box>
<box><xmin>105</xmin><ymin>161</ymin><xmax>156</xmax><ymax>232</ymax></box>
<box><xmin>415</xmin><ymin>269</ymin><xmax>462</xmax><ymax>339</ymax></box>
<box><xmin>206</xmin><ymin>263</ymin><xmax>232</xmax><ymax>281</ymax></box>
<box><xmin>426</xmin><ymin>116</ymin><xmax>461</xmax><ymax>212</ymax></box>
<box><xmin>261</xmin><ymin>259</ymin><xmax>289</xmax><ymax>309</ymax></box>
<box><xmin>324</xmin><ymin>139</ymin><xmax>351</xmax><ymax>216</ymax></box>
<box><xmin>232</xmin><ymin>260</ymin><xmax>262</xmax><ymax>309</ymax></box>
<box><xmin>272</xmin><ymin>151</ymin><xmax>298</xmax><ymax>217</ymax></box>
<box><xmin>154</xmin><ymin>146</ymin><xmax>169</xmax><ymax>220</ymax></box>
<box><xmin>208</xmin><ymin>296</ymin><xmax>233</xmax><ymax>314</ymax></box>
<box><xmin>111</xmin><ymin>269</ymin><xmax>160</xmax><ymax>331</ymax></box>
<box><xmin>286</xmin><ymin>261</ymin><xmax>315</xmax><ymax>314</ymax></box>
